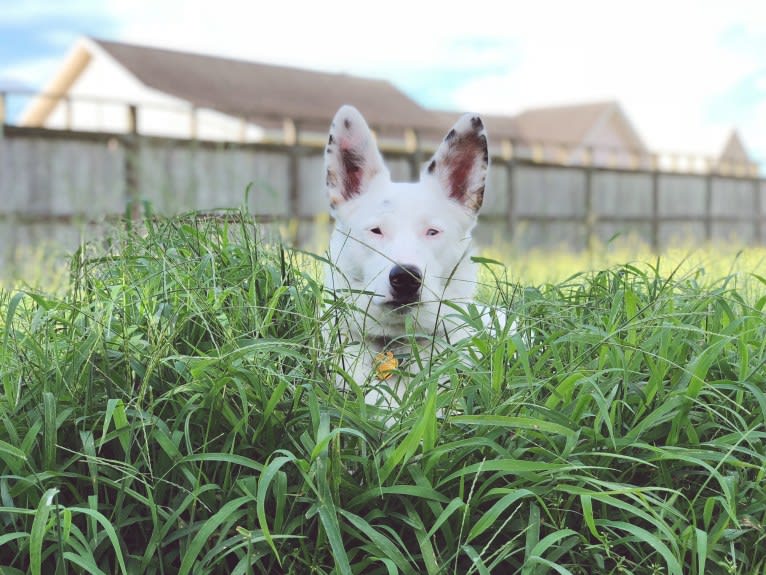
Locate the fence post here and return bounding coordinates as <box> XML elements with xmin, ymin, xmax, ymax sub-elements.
<box><xmin>0</xmin><ymin>91</ymin><xmax>5</xmax><ymax>139</ymax></box>
<box><xmin>64</xmin><ymin>96</ymin><xmax>73</xmax><ymax>131</ymax></box>
<box><xmin>704</xmin><ymin>169</ymin><xmax>714</xmax><ymax>242</ymax></box>
<box><xmin>584</xmin><ymin>147</ymin><xmax>595</xmax><ymax>251</ymax></box>
<box><xmin>190</xmin><ymin>106</ymin><xmax>198</xmax><ymax>140</ymax></box>
<box><xmin>125</xmin><ymin>104</ymin><xmax>141</xmax><ymax>221</ymax></box>
<box><xmin>754</xmin><ymin>176</ymin><xmax>763</xmax><ymax>245</ymax></box>
<box><xmin>503</xmin><ymin>139</ymin><xmax>516</xmax><ymax>240</ymax></box>
<box><xmin>239</xmin><ymin>117</ymin><xmax>247</xmax><ymax>143</ymax></box>
<box><xmin>406</xmin><ymin>128</ymin><xmax>422</xmax><ymax>180</ymax></box>
<box><xmin>651</xmin><ymin>154</ymin><xmax>660</xmax><ymax>251</ymax></box>
<box><xmin>286</xmin><ymin>119</ymin><xmax>301</xmax><ymax>243</ymax></box>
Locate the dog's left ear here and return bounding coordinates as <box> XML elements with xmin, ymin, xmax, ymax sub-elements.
<box><xmin>424</xmin><ymin>114</ymin><xmax>488</xmax><ymax>213</ymax></box>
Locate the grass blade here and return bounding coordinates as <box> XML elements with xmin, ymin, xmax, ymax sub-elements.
<box><xmin>30</xmin><ymin>488</ymin><xmax>59</xmax><ymax>575</ymax></box>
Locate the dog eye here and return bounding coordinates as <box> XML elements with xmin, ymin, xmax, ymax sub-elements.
<box><xmin>370</xmin><ymin>227</ymin><xmax>383</xmax><ymax>236</ymax></box>
<box><xmin>426</xmin><ymin>228</ymin><xmax>440</xmax><ymax>237</ymax></box>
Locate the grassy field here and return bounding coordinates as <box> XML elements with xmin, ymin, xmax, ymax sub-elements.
<box><xmin>1</xmin><ymin>212</ymin><xmax>765</xmax><ymax>574</ymax></box>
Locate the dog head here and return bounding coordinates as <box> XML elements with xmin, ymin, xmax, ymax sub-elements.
<box><xmin>325</xmin><ymin>105</ymin><xmax>488</xmax><ymax>339</ymax></box>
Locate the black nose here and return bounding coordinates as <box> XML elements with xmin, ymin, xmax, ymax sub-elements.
<box><xmin>389</xmin><ymin>265</ymin><xmax>422</xmax><ymax>301</ymax></box>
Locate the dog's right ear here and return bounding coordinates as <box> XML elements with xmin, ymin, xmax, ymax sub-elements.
<box><xmin>325</xmin><ymin>105</ymin><xmax>388</xmax><ymax>210</ymax></box>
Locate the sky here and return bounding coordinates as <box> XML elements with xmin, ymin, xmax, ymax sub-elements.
<box><xmin>1</xmin><ymin>0</ymin><xmax>765</xmax><ymax>166</ymax></box>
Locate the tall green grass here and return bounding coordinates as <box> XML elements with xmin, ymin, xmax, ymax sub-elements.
<box><xmin>1</xmin><ymin>211</ymin><xmax>764</xmax><ymax>574</ymax></box>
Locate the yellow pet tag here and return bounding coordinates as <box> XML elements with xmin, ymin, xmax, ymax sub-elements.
<box><xmin>374</xmin><ymin>351</ymin><xmax>398</xmax><ymax>380</ymax></box>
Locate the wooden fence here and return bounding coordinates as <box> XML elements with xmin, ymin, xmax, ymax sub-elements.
<box><xmin>1</xmin><ymin>122</ymin><xmax>765</xmax><ymax>270</ymax></box>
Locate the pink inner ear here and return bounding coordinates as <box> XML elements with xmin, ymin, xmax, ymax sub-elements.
<box><xmin>445</xmin><ymin>137</ymin><xmax>484</xmax><ymax>203</ymax></box>
<box><xmin>341</xmin><ymin>148</ymin><xmax>364</xmax><ymax>199</ymax></box>
<box><xmin>448</xmin><ymin>144</ymin><xmax>476</xmax><ymax>203</ymax></box>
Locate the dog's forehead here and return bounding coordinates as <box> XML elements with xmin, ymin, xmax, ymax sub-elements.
<box><xmin>366</xmin><ymin>181</ymin><xmax>440</xmax><ymax>215</ymax></box>
<box><xmin>340</xmin><ymin>177</ymin><xmax>474</xmax><ymax>231</ymax></box>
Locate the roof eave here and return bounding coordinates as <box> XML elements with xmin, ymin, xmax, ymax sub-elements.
<box><xmin>20</xmin><ymin>37</ymin><xmax>94</xmax><ymax>126</ymax></box>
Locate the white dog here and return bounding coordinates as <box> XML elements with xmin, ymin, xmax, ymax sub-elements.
<box><xmin>323</xmin><ymin>105</ymin><xmax>489</xmax><ymax>407</ymax></box>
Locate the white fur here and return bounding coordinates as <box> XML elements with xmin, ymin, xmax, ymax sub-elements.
<box><xmin>323</xmin><ymin>105</ymin><xmax>489</xmax><ymax>407</ymax></box>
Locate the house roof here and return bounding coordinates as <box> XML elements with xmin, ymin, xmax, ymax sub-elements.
<box><xmin>90</xmin><ymin>38</ymin><xmax>436</xmax><ymax>132</ymax></box>
<box><xmin>718</xmin><ymin>129</ymin><xmax>751</xmax><ymax>162</ymax></box>
<box><xmin>431</xmin><ymin>101</ymin><xmax>647</xmax><ymax>153</ymax></box>
<box><xmin>514</xmin><ymin>100</ymin><xmax>618</xmax><ymax>145</ymax></box>
<box><xmin>21</xmin><ymin>36</ymin><xmax>652</xmax><ymax>154</ymax></box>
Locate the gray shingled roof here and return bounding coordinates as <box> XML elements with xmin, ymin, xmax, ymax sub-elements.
<box><xmin>91</xmin><ymin>38</ymin><xmax>438</xmax><ymax>132</ymax></box>
<box><xmin>513</xmin><ymin>100</ymin><xmax>616</xmax><ymax>145</ymax></box>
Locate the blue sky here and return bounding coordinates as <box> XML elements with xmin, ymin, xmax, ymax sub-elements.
<box><xmin>1</xmin><ymin>0</ymin><xmax>765</xmax><ymax>166</ymax></box>
<box><xmin>0</xmin><ymin>1</ymin><xmax>117</xmax><ymax>88</ymax></box>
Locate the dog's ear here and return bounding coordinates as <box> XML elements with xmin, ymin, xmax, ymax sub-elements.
<box><xmin>424</xmin><ymin>114</ymin><xmax>488</xmax><ymax>213</ymax></box>
<box><xmin>325</xmin><ymin>105</ymin><xmax>388</xmax><ymax>210</ymax></box>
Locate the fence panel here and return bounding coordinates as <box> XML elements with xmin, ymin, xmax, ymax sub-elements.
<box><xmin>593</xmin><ymin>171</ymin><xmax>653</xmax><ymax>217</ymax></box>
<box><xmin>1</xmin><ymin>127</ymin><xmax>764</xmax><ymax>271</ymax></box>
<box><xmin>297</xmin><ymin>152</ymin><xmax>325</xmax><ymax>217</ymax></box>
<box><xmin>1</xmin><ymin>136</ymin><xmax>124</xmax><ymax>217</ymax></box>
<box><xmin>711</xmin><ymin>177</ymin><xmax>757</xmax><ymax>242</ymax></box>
<box><xmin>514</xmin><ymin>166</ymin><xmax>587</xmax><ymax>218</ymax></box>
<box><xmin>659</xmin><ymin>174</ymin><xmax>707</xmax><ymax>217</ymax></box>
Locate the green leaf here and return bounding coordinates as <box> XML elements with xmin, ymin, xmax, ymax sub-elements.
<box><xmin>30</xmin><ymin>488</ymin><xmax>59</xmax><ymax>575</ymax></box>
<box><xmin>256</xmin><ymin>454</ymin><xmax>296</xmax><ymax>565</ymax></box>
<box><xmin>544</xmin><ymin>372</ymin><xmax>583</xmax><ymax>410</ymax></box>
<box><xmin>524</xmin><ymin>529</ymin><xmax>578</xmax><ymax>575</ymax></box>
<box><xmin>442</xmin><ymin>459</ymin><xmax>568</xmax><ymax>485</ymax></box>
<box><xmin>462</xmin><ymin>544</ymin><xmax>492</xmax><ymax>575</ymax></box>
<box><xmin>451</xmin><ymin>415</ymin><xmax>574</xmax><ymax>438</ymax></box>
<box><xmin>0</xmin><ymin>439</ymin><xmax>28</xmax><ymax>471</ymax></box>
<box><xmin>62</xmin><ymin>552</ymin><xmax>107</xmax><ymax>575</ymax></box>
<box><xmin>694</xmin><ymin>528</ymin><xmax>708</xmax><ymax>575</ymax></box>
<box><xmin>468</xmin><ymin>489</ymin><xmax>533</xmax><ymax>542</ymax></box>
<box><xmin>101</xmin><ymin>398</ymin><xmax>130</xmax><ymax>453</ymax></box>
<box><xmin>2</xmin><ymin>291</ymin><xmax>25</xmax><ymax>407</ymax></box>
<box><xmin>69</xmin><ymin>507</ymin><xmax>128</xmax><ymax>575</ymax></box>
<box><xmin>683</xmin><ymin>338</ymin><xmax>730</xmax><ymax>398</ymax></box>
<box><xmin>426</xmin><ymin>497</ymin><xmax>465</xmax><ymax>539</ymax></box>
<box><xmin>317</xmin><ymin>501</ymin><xmax>352</xmax><ymax>575</ymax></box>
<box><xmin>522</xmin><ymin>502</ymin><xmax>541</xmax><ymax>575</ymax></box>
<box><xmin>338</xmin><ymin>509</ymin><xmax>411</xmax><ymax>572</ymax></box>
<box><xmin>178</xmin><ymin>495</ymin><xmax>253</xmax><ymax>575</ymax></box>
<box><xmin>597</xmin><ymin>520</ymin><xmax>682</xmax><ymax>575</ymax></box>
<box><xmin>42</xmin><ymin>392</ymin><xmax>56</xmax><ymax>469</ymax></box>
<box><xmin>177</xmin><ymin>452</ymin><xmax>265</xmax><ymax>472</ymax></box>
<box><xmin>580</xmin><ymin>495</ymin><xmax>599</xmax><ymax>540</ymax></box>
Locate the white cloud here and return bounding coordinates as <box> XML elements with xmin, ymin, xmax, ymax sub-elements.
<box><xmin>451</xmin><ymin>1</ymin><xmax>764</xmax><ymax>157</ymax></box>
<box><xmin>104</xmin><ymin>0</ymin><xmax>464</xmax><ymax>72</ymax></box>
<box><xmin>1</xmin><ymin>57</ymin><xmax>62</xmax><ymax>89</ymax></box>
<box><xmin>0</xmin><ymin>0</ymin><xmax>100</xmax><ymax>23</ymax></box>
